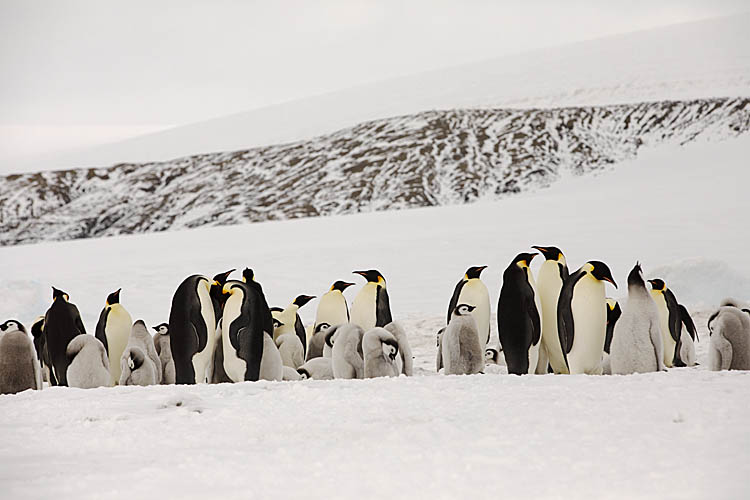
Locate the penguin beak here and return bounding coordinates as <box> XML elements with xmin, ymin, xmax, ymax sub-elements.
<box><xmin>603</xmin><ymin>276</ymin><xmax>617</xmax><ymax>289</ymax></box>
<box><xmin>151</xmin><ymin>326</ymin><xmax>159</xmax><ymax>332</ymax></box>
<box><xmin>531</xmin><ymin>246</ymin><xmax>547</xmax><ymax>254</ymax></box>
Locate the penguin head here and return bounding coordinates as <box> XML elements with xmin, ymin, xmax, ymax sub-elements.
<box><xmin>293</xmin><ymin>295</ymin><xmax>316</xmax><ymax>308</ymax></box>
<box><xmin>152</xmin><ymin>323</ymin><xmax>169</xmax><ymax>335</ymax></box>
<box><xmin>531</xmin><ymin>246</ymin><xmax>566</xmax><ymax>264</ymax></box>
<box><xmin>382</xmin><ymin>337</ymin><xmax>399</xmax><ymax>362</ymax></box>
<box><xmin>454</xmin><ymin>304</ymin><xmax>477</xmax><ymax>317</ymax></box>
<box><xmin>330</xmin><ymin>281</ymin><xmax>355</xmax><ymax>292</ymax></box>
<box><xmin>324</xmin><ymin>327</ymin><xmax>338</xmax><ymax>348</ymax></box>
<box><xmin>222</xmin><ymin>281</ymin><xmax>245</xmax><ymax>296</ymax></box>
<box><xmin>512</xmin><ymin>252</ymin><xmax>537</xmax><ymax>269</ymax></box>
<box><xmin>105</xmin><ymin>288</ymin><xmax>122</xmax><ymax>306</ymax></box>
<box><xmin>213</xmin><ymin>269</ymin><xmax>235</xmax><ymax>286</ymax></box>
<box><xmin>0</xmin><ymin>320</ymin><xmax>25</xmax><ymax>333</ymax></box>
<box><xmin>464</xmin><ymin>266</ymin><xmax>488</xmax><ymax>280</ymax></box>
<box><xmin>353</xmin><ymin>270</ymin><xmax>386</xmax><ymax>285</ymax></box>
<box><xmin>272</xmin><ymin>318</ymin><xmax>284</xmax><ymax>329</ymax></box>
<box><xmin>485</xmin><ymin>348</ymin><xmax>499</xmax><ymax>363</ymax></box>
<box><xmin>314</xmin><ymin>322</ymin><xmax>331</xmax><ymax>334</ymax></box>
<box><xmin>626</xmin><ymin>262</ymin><xmax>646</xmax><ymax>288</ymax></box>
<box><xmin>585</xmin><ymin>261</ymin><xmax>617</xmax><ymax>288</ymax></box>
<box><xmin>241</xmin><ymin>268</ymin><xmax>255</xmax><ymax>283</ymax></box>
<box><xmin>648</xmin><ymin>278</ymin><xmax>666</xmax><ymax>292</ymax></box>
<box><xmin>52</xmin><ymin>287</ymin><xmax>69</xmax><ymax>302</ymax></box>
<box><xmin>297</xmin><ymin>368</ymin><xmax>310</xmax><ymax>380</ymax></box>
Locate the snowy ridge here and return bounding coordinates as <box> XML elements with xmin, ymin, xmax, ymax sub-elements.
<box><xmin>1</xmin><ymin>97</ymin><xmax>748</xmax><ymax>246</ymax></box>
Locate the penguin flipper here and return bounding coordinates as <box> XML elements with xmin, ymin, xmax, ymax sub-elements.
<box><xmin>190</xmin><ymin>306</ymin><xmax>209</xmax><ymax>354</ymax></box>
<box><xmin>526</xmin><ymin>292</ymin><xmax>541</xmax><ymax>347</ymax></box>
<box><xmin>74</xmin><ymin>310</ymin><xmax>87</xmax><ymax>336</ymax></box>
<box><xmin>95</xmin><ymin>307</ymin><xmax>110</xmax><ymax>356</ymax></box>
<box><xmin>294</xmin><ymin>314</ymin><xmax>307</xmax><ymax>357</ymax></box>
<box><xmin>376</xmin><ymin>286</ymin><xmax>393</xmax><ymax>327</ymax></box>
<box><xmin>447</xmin><ymin>279</ymin><xmax>465</xmax><ymax>324</ymax></box>
<box><xmin>665</xmin><ymin>290</ymin><xmax>681</xmax><ymax>343</ymax></box>
<box><xmin>678</xmin><ymin>304</ymin><xmax>698</xmax><ymax>342</ymax></box>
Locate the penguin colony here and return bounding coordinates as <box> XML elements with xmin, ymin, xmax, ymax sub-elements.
<box><xmin>0</xmin><ymin>249</ymin><xmax>747</xmax><ymax>395</ymax></box>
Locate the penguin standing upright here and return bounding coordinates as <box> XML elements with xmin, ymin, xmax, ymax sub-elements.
<box><xmin>350</xmin><ymin>270</ymin><xmax>392</xmax><ymax>331</ymax></box>
<box><xmin>442</xmin><ymin>304</ymin><xmax>484</xmax><ymax>375</ymax></box>
<box><xmin>558</xmin><ymin>261</ymin><xmax>617</xmax><ymax>375</ymax></box>
<box><xmin>209</xmin><ymin>269</ymin><xmax>235</xmax><ymax>326</ymax></box>
<box><xmin>331</xmin><ymin>323</ymin><xmax>365</xmax><ymax>379</ymax></box>
<box><xmin>152</xmin><ymin>323</ymin><xmax>176</xmax><ymax>384</ymax></box>
<box><xmin>647</xmin><ymin>279</ymin><xmax>682</xmax><ymax>368</ymax></box>
<box><xmin>363</xmin><ymin>327</ymin><xmax>400</xmax><ymax>378</ymax></box>
<box><xmin>168</xmin><ymin>275</ymin><xmax>217</xmax><ymax>384</ymax></box>
<box><xmin>272</xmin><ymin>295</ymin><xmax>315</xmax><ymax>357</ymax></box>
<box><xmin>531</xmin><ymin>246</ymin><xmax>569</xmax><ymax>374</ymax></box>
<box><xmin>708</xmin><ymin>304</ymin><xmax>750</xmax><ymax>370</ymax></box>
<box><xmin>497</xmin><ymin>253</ymin><xmax>543</xmax><ymax>375</ymax></box>
<box><xmin>43</xmin><ymin>287</ymin><xmax>87</xmax><ymax>386</ymax></box>
<box><xmin>0</xmin><ymin>320</ymin><xmax>42</xmax><ymax>394</ymax></box>
<box><xmin>312</xmin><ymin>281</ymin><xmax>354</xmax><ymax>352</ymax></box>
<box><xmin>446</xmin><ymin>266</ymin><xmax>491</xmax><ymax>353</ymax></box>
<box><xmin>66</xmin><ymin>335</ymin><xmax>111</xmax><ymax>389</ymax></box>
<box><xmin>94</xmin><ymin>288</ymin><xmax>133</xmax><ymax>385</ymax></box>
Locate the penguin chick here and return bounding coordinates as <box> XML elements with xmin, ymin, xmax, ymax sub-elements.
<box><xmin>323</xmin><ymin>324</ymin><xmax>341</xmax><ymax>359</ymax></box>
<box><xmin>124</xmin><ymin>320</ymin><xmax>162</xmax><ymax>384</ymax></box>
<box><xmin>677</xmin><ymin>304</ymin><xmax>698</xmax><ymax>367</ymax></box>
<box><xmin>282</xmin><ymin>365</ymin><xmax>302</xmax><ymax>381</ymax></box>
<box><xmin>443</xmin><ymin>304</ymin><xmax>484</xmax><ymax>375</ymax></box>
<box><xmin>66</xmin><ymin>335</ymin><xmax>111</xmax><ymax>389</ymax></box>
<box><xmin>331</xmin><ymin>323</ymin><xmax>365</xmax><ymax>379</ymax></box>
<box><xmin>275</xmin><ymin>332</ymin><xmax>305</xmax><ymax>369</ymax></box>
<box><xmin>384</xmin><ymin>321</ymin><xmax>413</xmax><ymax>376</ymax></box>
<box><xmin>307</xmin><ymin>322</ymin><xmax>332</xmax><ymax>360</ymax></box>
<box><xmin>152</xmin><ymin>323</ymin><xmax>175</xmax><ymax>384</ymax></box>
<box><xmin>707</xmin><ymin>306</ymin><xmax>750</xmax><ymax>371</ymax></box>
<box><xmin>485</xmin><ymin>347</ymin><xmax>501</xmax><ymax>365</ymax></box>
<box><xmin>119</xmin><ymin>346</ymin><xmax>158</xmax><ymax>386</ymax></box>
<box><xmin>436</xmin><ymin>327</ymin><xmax>445</xmax><ymax>372</ymax></box>
<box><xmin>297</xmin><ymin>357</ymin><xmax>334</xmax><ymax>380</ymax></box>
<box><xmin>0</xmin><ymin>320</ymin><xmax>41</xmax><ymax>393</ymax></box>
<box><xmin>363</xmin><ymin>327</ymin><xmax>400</xmax><ymax>378</ymax></box>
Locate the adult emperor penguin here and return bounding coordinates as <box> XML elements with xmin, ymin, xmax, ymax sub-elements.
<box><xmin>443</xmin><ymin>304</ymin><xmax>484</xmax><ymax>375</ymax></box>
<box><xmin>676</xmin><ymin>304</ymin><xmax>699</xmax><ymax>367</ymax></box>
<box><xmin>350</xmin><ymin>270</ymin><xmax>392</xmax><ymax>331</ymax></box>
<box><xmin>446</xmin><ymin>266</ymin><xmax>491</xmax><ymax>351</ymax></box>
<box><xmin>497</xmin><ymin>253</ymin><xmax>542</xmax><ymax>375</ymax></box>
<box><xmin>152</xmin><ymin>323</ymin><xmax>176</xmax><ymax>384</ymax></box>
<box><xmin>272</xmin><ymin>295</ymin><xmax>316</xmax><ymax>358</ymax></box>
<box><xmin>0</xmin><ymin>320</ymin><xmax>42</xmax><ymax>394</ymax></box>
<box><xmin>314</xmin><ymin>280</ymin><xmax>354</xmax><ymax>335</ymax></box>
<box><xmin>43</xmin><ymin>287</ymin><xmax>87</xmax><ymax>386</ymax></box>
<box><xmin>210</xmin><ymin>269</ymin><xmax>235</xmax><ymax>326</ymax></box>
<box><xmin>531</xmin><ymin>246</ymin><xmax>569</xmax><ymax>374</ymax></box>
<box><xmin>94</xmin><ymin>288</ymin><xmax>133</xmax><ymax>385</ymax></box>
<box><xmin>609</xmin><ymin>263</ymin><xmax>665</xmax><ymax>375</ymax></box>
<box><xmin>707</xmin><ymin>305</ymin><xmax>750</xmax><ymax>370</ymax></box>
<box><xmin>558</xmin><ymin>261</ymin><xmax>617</xmax><ymax>375</ymax></box>
<box><xmin>363</xmin><ymin>327</ymin><xmax>400</xmax><ymax>378</ymax></box>
<box><xmin>66</xmin><ymin>335</ymin><xmax>111</xmax><ymax>389</ymax></box>
<box><xmin>331</xmin><ymin>323</ymin><xmax>365</xmax><ymax>379</ymax></box>
<box><xmin>168</xmin><ymin>275</ymin><xmax>217</xmax><ymax>384</ymax></box>
<box><xmin>647</xmin><ymin>279</ymin><xmax>682</xmax><ymax>368</ymax></box>
<box><xmin>222</xmin><ymin>280</ymin><xmax>282</xmax><ymax>381</ymax></box>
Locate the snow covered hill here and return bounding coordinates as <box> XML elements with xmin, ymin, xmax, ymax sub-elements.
<box><xmin>1</xmin><ymin>97</ymin><xmax>748</xmax><ymax>246</ymax></box>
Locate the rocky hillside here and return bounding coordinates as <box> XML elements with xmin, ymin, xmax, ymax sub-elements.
<box><xmin>1</xmin><ymin>97</ymin><xmax>748</xmax><ymax>246</ymax></box>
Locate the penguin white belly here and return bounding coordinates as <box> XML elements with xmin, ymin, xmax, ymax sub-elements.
<box><xmin>315</xmin><ymin>293</ymin><xmax>348</xmax><ymax>329</ymax></box>
<box><xmin>651</xmin><ymin>293</ymin><xmax>675</xmax><ymax>367</ymax></box>
<box><xmin>457</xmin><ymin>280</ymin><xmax>491</xmax><ymax>350</ymax></box>
<box><xmin>192</xmin><ymin>283</ymin><xmax>217</xmax><ymax>383</ymax></box>
<box><xmin>221</xmin><ymin>295</ymin><xmax>247</xmax><ymax>383</ymax></box>
<box><xmin>351</xmin><ymin>284</ymin><xmax>378</xmax><ymax>331</ymax></box>
<box><xmin>567</xmin><ymin>278</ymin><xmax>606</xmax><ymax>375</ymax></box>
<box><xmin>679</xmin><ymin>326</ymin><xmax>696</xmax><ymax>366</ymax></box>
<box><xmin>273</xmin><ymin>306</ymin><xmax>298</xmax><ymax>340</ymax></box>
<box><xmin>105</xmin><ymin>305</ymin><xmax>133</xmax><ymax>385</ymax></box>
<box><xmin>537</xmin><ymin>263</ymin><xmax>567</xmax><ymax>374</ymax></box>
<box><xmin>259</xmin><ymin>334</ymin><xmax>283</xmax><ymax>381</ymax></box>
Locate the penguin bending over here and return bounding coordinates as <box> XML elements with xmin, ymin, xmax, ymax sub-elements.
<box><xmin>152</xmin><ymin>323</ymin><xmax>176</xmax><ymax>384</ymax></box>
<box><xmin>297</xmin><ymin>357</ymin><xmax>334</xmax><ymax>380</ymax></box>
<box><xmin>558</xmin><ymin>261</ymin><xmax>617</xmax><ymax>375</ymax></box>
<box><xmin>121</xmin><ymin>320</ymin><xmax>162</xmax><ymax>384</ymax></box>
<box><xmin>443</xmin><ymin>304</ymin><xmax>484</xmax><ymax>375</ymax></box>
<box><xmin>447</xmin><ymin>266</ymin><xmax>491</xmax><ymax>352</ymax></box>
<box><xmin>350</xmin><ymin>270</ymin><xmax>392</xmax><ymax>331</ymax></box>
<box><xmin>95</xmin><ymin>288</ymin><xmax>133</xmax><ymax>385</ymax></box>
<box><xmin>43</xmin><ymin>287</ymin><xmax>87</xmax><ymax>386</ymax></box>
<box><xmin>531</xmin><ymin>246</ymin><xmax>569</xmax><ymax>374</ymax></box>
<box><xmin>168</xmin><ymin>275</ymin><xmax>217</xmax><ymax>384</ymax></box>
<box><xmin>677</xmin><ymin>305</ymin><xmax>699</xmax><ymax>367</ymax></box>
<box><xmin>276</xmin><ymin>332</ymin><xmax>305</xmax><ymax>369</ymax></box>
<box><xmin>66</xmin><ymin>335</ymin><xmax>111</xmax><ymax>389</ymax></box>
<box><xmin>272</xmin><ymin>295</ymin><xmax>316</xmax><ymax>358</ymax></box>
<box><xmin>609</xmin><ymin>263</ymin><xmax>665</xmax><ymax>374</ymax></box>
<box><xmin>331</xmin><ymin>323</ymin><xmax>365</xmax><ymax>379</ymax></box>
<box><xmin>209</xmin><ymin>269</ymin><xmax>235</xmax><ymax>327</ymax></box>
<box><xmin>647</xmin><ymin>279</ymin><xmax>681</xmax><ymax>368</ymax></box>
<box><xmin>0</xmin><ymin>320</ymin><xmax>42</xmax><ymax>393</ymax></box>
<box><xmin>363</xmin><ymin>328</ymin><xmax>400</xmax><ymax>378</ymax></box>
<box><xmin>707</xmin><ymin>305</ymin><xmax>750</xmax><ymax>371</ymax></box>
<box><xmin>282</xmin><ymin>365</ymin><xmax>302</xmax><ymax>381</ymax></box>
<box><xmin>384</xmin><ymin>321</ymin><xmax>413</xmax><ymax>376</ymax></box>
<box><xmin>120</xmin><ymin>346</ymin><xmax>158</xmax><ymax>386</ymax></box>
<box><xmin>313</xmin><ymin>281</ymin><xmax>354</xmax><ymax>348</ymax></box>
<box><xmin>497</xmin><ymin>253</ymin><xmax>542</xmax><ymax>375</ymax></box>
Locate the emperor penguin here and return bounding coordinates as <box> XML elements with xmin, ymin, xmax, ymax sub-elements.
<box><xmin>94</xmin><ymin>288</ymin><xmax>133</xmax><ymax>385</ymax></box>
<box><xmin>647</xmin><ymin>279</ymin><xmax>682</xmax><ymax>368</ymax></box>
<box><xmin>168</xmin><ymin>275</ymin><xmax>217</xmax><ymax>384</ymax></box>
<box><xmin>707</xmin><ymin>305</ymin><xmax>750</xmax><ymax>371</ymax></box>
<box><xmin>122</xmin><ymin>320</ymin><xmax>162</xmax><ymax>384</ymax></box>
<box><xmin>604</xmin><ymin>298</ymin><xmax>622</xmax><ymax>355</ymax></box>
<box><xmin>209</xmin><ymin>269</ymin><xmax>235</xmax><ymax>327</ymax></box>
<box><xmin>609</xmin><ymin>263</ymin><xmax>665</xmax><ymax>375</ymax></box>
<box><xmin>531</xmin><ymin>246</ymin><xmax>569</xmax><ymax>373</ymax></box>
<box><xmin>331</xmin><ymin>323</ymin><xmax>365</xmax><ymax>379</ymax></box>
<box><xmin>350</xmin><ymin>270</ymin><xmax>392</xmax><ymax>331</ymax></box>
<box><xmin>272</xmin><ymin>294</ymin><xmax>316</xmax><ymax>358</ymax></box>
<box><xmin>313</xmin><ymin>280</ymin><xmax>355</xmax><ymax>342</ymax></box>
<box><xmin>443</xmin><ymin>304</ymin><xmax>484</xmax><ymax>375</ymax></box>
<box><xmin>152</xmin><ymin>323</ymin><xmax>176</xmax><ymax>384</ymax></box>
<box><xmin>43</xmin><ymin>287</ymin><xmax>87</xmax><ymax>386</ymax></box>
<box><xmin>558</xmin><ymin>261</ymin><xmax>617</xmax><ymax>375</ymax></box>
<box><xmin>275</xmin><ymin>332</ymin><xmax>305</xmax><ymax>369</ymax></box>
<box><xmin>363</xmin><ymin>328</ymin><xmax>400</xmax><ymax>378</ymax></box>
<box><xmin>677</xmin><ymin>304</ymin><xmax>699</xmax><ymax>367</ymax></box>
<box><xmin>0</xmin><ymin>320</ymin><xmax>42</xmax><ymax>393</ymax></box>
<box><xmin>446</xmin><ymin>266</ymin><xmax>491</xmax><ymax>352</ymax></box>
<box><xmin>297</xmin><ymin>357</ymin><xmax>334</xmax><ymax>380</ymax></box>
<box><xmin>65</xmin><ymin>335</ymin><xmax>111</xmax><ymax>389</ymax></box>
<box><xmin>384</xmin><ymin>322</ymin><xmax>413</xmax><ymax>376</ymax></box>
<box><xmin>497</xmin><ymin>253</ymin><xmax>543</xmax><ymax>375</ymax></box>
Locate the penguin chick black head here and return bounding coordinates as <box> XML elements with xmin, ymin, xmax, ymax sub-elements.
<box><xmin>106</xmin><ymin>288</ymin><xmax>122</xmax><ymax>306</ymax></box>
<box><xmin>152</xmin><ymin>323</ymin><xmax>169</xmax><ymax>335</ymax></box>
<box><xmin>314</xmin><ymin>322</ymin><xmax>331</xmax><ymax>334</ymax></box>
<box><xmin>586</xmin><ymin>261</ymin><xmax>617</xmax><ymax>288</ymax></box>
<box><xmin>325</xmin><ymin>329</ymin><xmax>336</xmax><ymax>348</ymax></box>
<box><xmin>272</xmin><ymin>318</ymin><xmax>284</xmax><ymax>329</ymax></box>
<box><xmin>213</xmin><ymin>269</ymin><xmax>235</xmax><ymax>286</ymax></box>
<box><xmin>331</xmin><ymin>281</ymin><xmax>355</xmax><ymax>292</ymax></box>
<box><xmin>465</xmin><ymin>266</ymin><xmax>488</xmax><ymax>280</ymax></box>
<box><xmin>353</xmin><ymin>270</ymin><xmax>385</xmax><ymax>284</ymax></box>
<box><xmin>512</xmin><ymin>252</ymin><xmax>537</xmax><ymax>268</ymax></box>
<box><xmin>626</xmin><ymin>262</ymin><xmax>646</xmax><ymax>288</ymax></box>
<box><xmin>531</xmin><ymin>246</ymin><xmax>565</xmax><ymax>262</ymax></box>
<box><xmin>485</xmin><ymin>347</ymin><xmax>499</xmax><ymax>363</ymax></box>
<box><xmin>454</xmin><ymin>304</ymin><xmax>477</xmax><ymax>317</ymax></box>
<box><xmin>297</xmin><ymin>368</ymin><xmax>310</xmax><ymax>379</ymax></box>
<box><xmin>647</xmin><ymin>278</ymin><xmax>666</xmax><ymax>292</ymax></box>
<box><xmin>0</xmin><ymin>320</ymin><xmax>25</xmax><ymax>333</ymax></box>
<box><xmin>293</xmin><ymin>295</ymin><xmax>316</xmax><ymax>308</ymax></box>
<box><xmin>382</xmin><ymin>337</ymin><xmax>399</xmax><ymax>361</ymax></box>
<box><xmin>52</xmin><ymin>287</ymin><xmax>69</xmax><ymax>302</ymax></box>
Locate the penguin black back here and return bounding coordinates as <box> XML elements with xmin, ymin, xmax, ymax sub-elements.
<box><xmin>604</xmin><ymin>300</ymin><xmax>622</xmax><ymax>354</ymax></box>
<box><xmin>43</xmin><ymin>287</ymin><xmax>86</xmax><ymax>386</ymax></box>
<box><xmin>168</xmin><ymin>275</ymin><xmax>211</xmax><ymax>384</ymax></box>
<box><xmin>224</xmin><ymin>280</ymin><xmax>269</xmax><ymax>381</ymax></box>
<box><xmin>446</xmin><ymin>266</ymin><xmax>487</xmax><ymax>324</ymax></box>
<box><xmin>557</xmin><ymin>268</ymin><xmax>587</xmax><ymax>363</ymax></box>
<box><xmin>242</xmin><ymin>268</ymin><xmax>274</xmax><ymax>336</ymax></box>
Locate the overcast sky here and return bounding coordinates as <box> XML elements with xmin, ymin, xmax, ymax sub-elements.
<box><xmin>0</xmin><ymin>0</ymin><xmax>747</xmax><ymax>165</ymax></box>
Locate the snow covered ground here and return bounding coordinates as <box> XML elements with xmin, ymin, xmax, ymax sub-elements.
<box><xmin>1</xmin><ymin>135</ymin><xmax>750</xmax><ymax>498</ymax></box>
